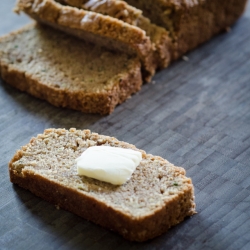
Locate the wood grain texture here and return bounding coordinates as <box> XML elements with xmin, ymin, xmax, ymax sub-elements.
<box><xmin>1</xmin><ymin>0</ymin><xmax>250</xmax><ymax>249</ymax></box>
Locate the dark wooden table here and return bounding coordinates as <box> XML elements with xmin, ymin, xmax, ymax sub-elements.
<box><xmin>1</xmin><ymin>1</ymin><xmax>250</xmax><ymax>249</ymax></box>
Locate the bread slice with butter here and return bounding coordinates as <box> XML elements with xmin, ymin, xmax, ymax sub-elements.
<box><xmin>0</xmin><ymin>23</ymin><xmax>142</xmax><ymax>115</ymax></box>
<box><xmin>9</xmin><ymin>128</ymin><xmax>196</xmax><ymax>242</ymax></box>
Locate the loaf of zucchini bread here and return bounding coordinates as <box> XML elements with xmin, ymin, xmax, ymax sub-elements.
<box><xmin>1</xmin><ymin>0</ymin><xmax>247</xmax><ymax>114</ymax></box>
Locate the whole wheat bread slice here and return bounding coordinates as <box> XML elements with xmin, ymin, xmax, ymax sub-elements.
<box><xmin>9</xmin><ymin>128</ymin><xmax>196</xmax><ymax>242</ymax></box>
<box><xmin>0</xmin><ymin>23</ymin><xmax>142</xmax><ymax>115</ymax></box>
<box><xmin>15</xmin><ymin>0</ymin><xmax>157</xmax><ymax>81</ymax></box>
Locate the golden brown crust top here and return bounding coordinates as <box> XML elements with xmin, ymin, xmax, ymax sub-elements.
<box><xmin>58</xmin><ymin>0</ymin><xmax>143</xmax><ymax>25</ymax></box>
<box><xmin>16</xmin><ymin>0</ymin><xmax>153</xmax><ymax>51</ymax></box>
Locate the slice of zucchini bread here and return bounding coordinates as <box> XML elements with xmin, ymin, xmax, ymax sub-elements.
<box><xmin>57</xmin><ymin>0</ymin><xmax>172</xmax><ymax>68</ymax></box>
<box><xmin>0</xmin><ymin>23</ymin><xmax>142</xmax><ymax>115</ymax></box>
<box><xmin>9</xmin><ymin>128</ymin><xmax>196</xmax><ymax>242</ymax></box>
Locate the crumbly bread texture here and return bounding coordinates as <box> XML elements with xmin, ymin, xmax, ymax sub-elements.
<box><xmin>15</xmin><ymin>0</ymin><xmax>156</xmax><ymax>81</ymax></box>
<box><xmin>125</xmin><ymin>0</ymin><xmax>248</xmax><ymax>59</ymax></box>
<box><xmin>9</xmin><ymin>128</ymin><xmax>196</xmax><ymax>242</ymax></box>
<box><xmin>0</xmin><ymin>23</ymin><xmax>142</xmax><ymax>115</ymax></box>
<box><xmin>57</xmin><ymin>0</ymin><xmax>172</xmax><ymax>69</ymax></box>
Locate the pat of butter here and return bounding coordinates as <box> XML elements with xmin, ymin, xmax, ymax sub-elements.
<box><xmin>76</xmin><ymin>146</ymin><xmax>142</xmax><ymax>185</ymax></box>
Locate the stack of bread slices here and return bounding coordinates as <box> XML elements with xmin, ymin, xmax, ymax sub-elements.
<box><xmin>0</xmin><ymin>0</ymin><xmax>247</xmax><ymax>114</ymax></box>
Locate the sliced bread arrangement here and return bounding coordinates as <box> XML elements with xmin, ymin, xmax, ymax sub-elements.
<box><xmin>9</xmin><ymin>128</ymin><xmax>196</xmax><ymax>241</ymax></box>
<box><xmin>0</xmin><ymin>0</ymin><xmax>248</xmax><ymax>114</ymax></box>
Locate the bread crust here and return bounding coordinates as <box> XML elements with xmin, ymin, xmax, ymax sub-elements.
<box><xmin>9</xmin><ymin>128</ymin><xmax>196</xmax><ymax>242</ymax></box>
<box><xmin>0</xmin><ymin>23</ymin><xmax>142</xmax><ymax>115</ymax></box>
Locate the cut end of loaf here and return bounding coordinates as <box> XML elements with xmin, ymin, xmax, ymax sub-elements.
<box><xmin>9</xmin><ymin>128</ymin><xmax>196</xmax><ymax>241</ymax></box>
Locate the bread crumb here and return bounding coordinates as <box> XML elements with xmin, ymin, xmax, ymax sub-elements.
<box><xmin>182</xmin><ymin>56</ymin><xmax>189</xmax><ymax>62</ymax></box>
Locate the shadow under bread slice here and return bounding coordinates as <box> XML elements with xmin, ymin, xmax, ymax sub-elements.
<box><xmin>9</xmin><ymin>128</ymin><xmax>196</xmax><ymax>242</ymax></box>
<box><xmin>0</xmin><ymin>23</ymin><xmax>142</xmax><ymax>115</ymax></box>
<box><xmin>15</xmin><ymin>0</ymin><xmax>156</xmax><ymax>82</ymax></box>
